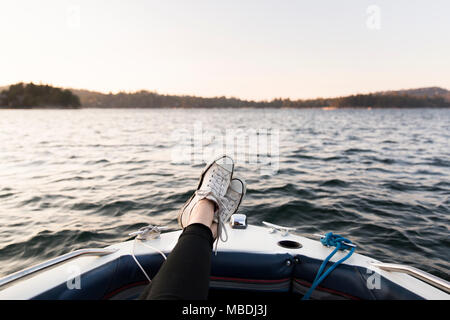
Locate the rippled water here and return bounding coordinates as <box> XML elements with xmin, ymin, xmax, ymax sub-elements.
<box><xmin>0</xmin><ymin>108</ymin><xmax>449</xmax><ymax>281</ymax></box>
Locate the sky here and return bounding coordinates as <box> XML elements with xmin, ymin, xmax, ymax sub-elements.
<box><xmin>0</xmin><ymin>0</ymin><xmax>449</xmax><ymax>100</ymax></box>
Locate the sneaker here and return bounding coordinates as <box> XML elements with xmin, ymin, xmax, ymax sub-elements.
<box><xmin>178</xmin><ymin>155</ymin><xmax>234</xmax><ymax>229</ymax></box>
<box><xmin>214</xmin><ymin>176</ymin><xmax>246</xmax><ymax>248</ymax></box>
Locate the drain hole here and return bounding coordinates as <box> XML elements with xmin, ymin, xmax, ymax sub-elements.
<box><xmin>278</xmin><ymin>240</ymin><xmax>302</xmax><ymax>249</ymax></box>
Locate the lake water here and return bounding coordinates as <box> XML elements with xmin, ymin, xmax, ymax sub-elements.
<box><xmin>0</xmin><ymin>108</ymin><xmax>449</xmax><ymax>281</ymax></box>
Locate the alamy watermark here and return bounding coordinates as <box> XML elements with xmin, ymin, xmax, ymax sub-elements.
<box><xmin>66</xmin><ymin>5</ymin><xmax>81</xmax><ymax>30</ymax></box>
<box><xmin>66</xmin><ymin>265</ymin><xmax>81</xmax><ymax>290</ymax></box>
<box><xmin>170</xmin><ymin>121</ymin><xmax>280</xmax><ymax>175</ymax></box>
<box><xmin>366</xmin><ymin>5</ymin><xmax>381</xmax><ymax>30</ymax></box>
<box><xmin>366</xmin><ymin>268</ymin><xmax>381</xmax><ymax>290</ymax></box>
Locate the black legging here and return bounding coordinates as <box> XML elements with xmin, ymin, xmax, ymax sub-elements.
<box><xmin>139</xmin><ymin>223</ymin><xmax>214</xmax><ymax>300</ymax></box>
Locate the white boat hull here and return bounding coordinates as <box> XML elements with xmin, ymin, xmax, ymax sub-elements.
<box><xmin>0</xmin><ymin>224</ymin><xmax>448</xmax><ymax>300</ymax></box>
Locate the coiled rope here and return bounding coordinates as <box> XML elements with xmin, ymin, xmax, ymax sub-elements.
<box><xmin>302</xmin><ymin>232</ymin><xmax>356</xmax><ymax>300</ymax></box>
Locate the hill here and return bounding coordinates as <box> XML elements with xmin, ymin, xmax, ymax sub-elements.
<box><xmin>378</xmin><ymin>87</ymin><xmax>450</xmax><ymax>101</ymax></box>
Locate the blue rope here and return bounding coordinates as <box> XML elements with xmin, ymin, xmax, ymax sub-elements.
<box><xmin>302</xmin><ymin>232</ymin><xmax>356</xmax><ymax>300</ymax></box>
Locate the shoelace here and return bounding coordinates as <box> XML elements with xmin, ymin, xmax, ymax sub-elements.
<box><xmin>196</xmin><ymin>188</ymin><xmax>232</xmax><ymax>255</ymax></box>
<box><xmin>214</xmin><ymin>215</ymin><xmax>229</xmax><ymax>255</ymax></box>
<box><xmin>206</xmin><ymin>167</ymin><xmax>229</xmax><ymax>197</ymax></box>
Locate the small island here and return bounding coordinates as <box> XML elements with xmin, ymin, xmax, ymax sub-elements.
<box><xmin>0</xmin><ymin>83</ymin><xmax>81</xmax><ymax>108</ymax></box>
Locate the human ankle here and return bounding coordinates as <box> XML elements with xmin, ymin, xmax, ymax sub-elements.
<box><xmin>187</xmin><ymin>199</ymin><xmax>215</xmax><ymax>228</ymax></box>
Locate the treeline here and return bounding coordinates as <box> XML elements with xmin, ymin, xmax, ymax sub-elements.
<box><xmin>1</xmin><ymin>83</ymin><xmax>449</xmax><ymax>109</ymax></box>
<box><xmin>0</xmin><ymin>83</ymin><xmax>81</xmax><ymax>108</ymax></box>
<box><xmin>75</xmin><ymin>89</ymin><xmax>450</xmax><ymax>109</ymax></box>
<box><xmin>333</xmin><ymin>94</ymin><xmax>449</xmax><ymax>108</ymax></box>
<box><xmin>75</xmin><ymin>89</ymin><xmax>335</xmax><ymax>108</ymax></box>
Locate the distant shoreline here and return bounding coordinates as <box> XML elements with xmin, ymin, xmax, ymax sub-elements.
<box><xmin>0</xmin><ymin>106</ymin><xmax>81</xmax><ymax>109</ymax></box>
<box><xmin>1</xmin><ymin>106</ymin><xmax>449</xmax><ymax>110</ymax></box>
<box><xmin>2</xmin><ymin>83</ymin><xmax>450</xmax><ymax>109</ymax></box>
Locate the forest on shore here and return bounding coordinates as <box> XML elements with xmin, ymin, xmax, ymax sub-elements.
<box><xmin>1</xmin><ymin>83</ymin><xmax>449</xmax><ymax>109</ymax></box>
<box><xmin>0</xmin><ymin>83</ymin><xmax>80</xmax><ymax>108</ymax></box>
<box><xmin>72</xmin><ymin>86</ymin><xmax>450</xmax><ymax>108</ymax></box>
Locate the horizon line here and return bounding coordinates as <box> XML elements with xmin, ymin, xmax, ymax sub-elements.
<box><xmin>1</xmin><ymin>82</ymin><xmax>448</xmax><ymax>102</ymax></box>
